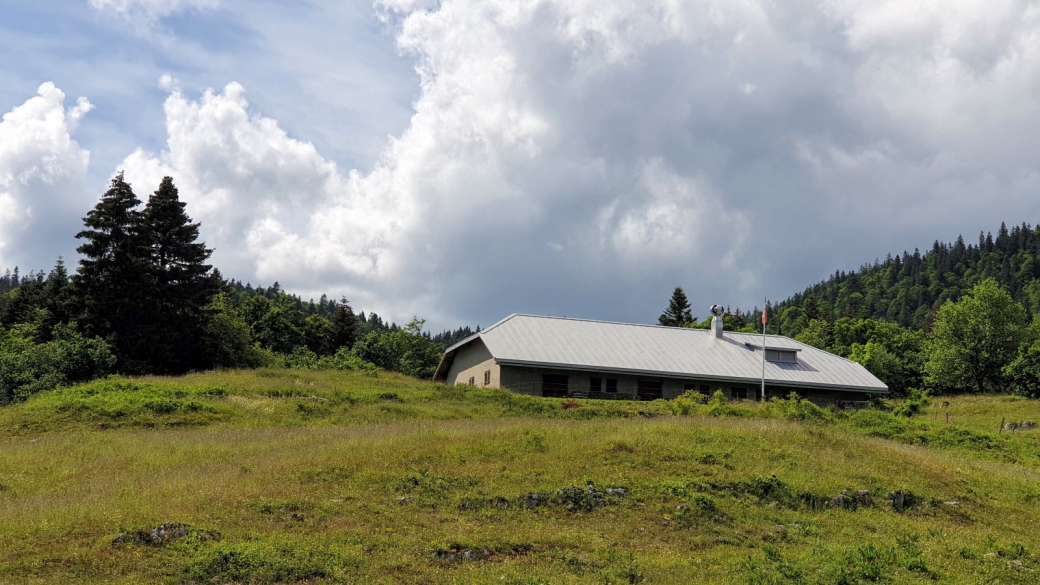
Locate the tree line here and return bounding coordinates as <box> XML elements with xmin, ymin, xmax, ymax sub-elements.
<box><xmin>0</xmin><ymin>174</ymin><xmax>454</xmax><ymax>403</ymax></box>
<box><xmin>660</xmin><ymin>222</ymin><xmax>1040</xmax><ymax>397</ymax></box>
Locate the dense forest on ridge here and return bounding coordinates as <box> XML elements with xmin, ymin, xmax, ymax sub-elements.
<box><xmin>658</xmin><ymin>222</ymin><xmax>1040</xmax><ymax>399</ymax></box>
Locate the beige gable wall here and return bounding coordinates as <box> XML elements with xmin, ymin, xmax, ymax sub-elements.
<box><xmin>445</xmin><ymin>341</ymin><xmax>501</xmax><ymax>387</ymax></box>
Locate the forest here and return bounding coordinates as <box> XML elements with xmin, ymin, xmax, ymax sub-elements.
<box><xmin>0</xmin><ymin>174</ymin><xmax>462</xmax><ymax>403</ymax></box>
<box><xmin>659</xmin><ymin>222</ymin><xmax>1040</xmax><ymax>397</ymax></box>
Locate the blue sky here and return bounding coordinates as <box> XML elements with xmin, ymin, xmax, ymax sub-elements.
<box><xmin>3</xmin><ymin>0</ymin><xmax>1040</xmax><ymax>330</ymax></box>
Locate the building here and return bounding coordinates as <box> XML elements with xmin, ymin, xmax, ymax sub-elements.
<box><xmin>433</xmin><ymin>314</ymin><xmax>888</xmax><ymax>404</ymax></box>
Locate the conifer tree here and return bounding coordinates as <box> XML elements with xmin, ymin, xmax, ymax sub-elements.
<box><xmin>73</xmin><ymin>172</ymin><xmax>155</xmax><ymax>372</ymax></box>
<box><xmin>659</xmin><ymin>286</ymin><xmax>693</xmax><ymax>327</ymax></box>
<box><xmin>329</xmin><ymin>297</ymin><xmax>359</xmax><ymax>349</ymax></box>
<box><xmin>142</xmin><ymin>176</ymin><xmax>218</xmax><ymax>372</ymax></box>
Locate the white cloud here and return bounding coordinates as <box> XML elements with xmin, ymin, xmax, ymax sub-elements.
<box><xmin>0</xmin><ymin>83</ymin><xmax>93</xmax><ymax>270</ymax></box>
<box><xmin>122</xmin><ymin>0</ymin><xmax>762</xmax><ymax>325</ymax></box>
<box><xmin>89</xmin><ymin>0</ymin><xmax>218</xmax><ymax>20</ymax></box>
<box><xmin>101</xmin><ymin>0</ymin><xmax>1040</xmax><ymax>326</ymax></box>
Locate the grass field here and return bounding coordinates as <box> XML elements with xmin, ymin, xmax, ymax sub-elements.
<box><xmin>2</xmin><ymin>369</ymin><xmax>1040</xmax><ymax>583</ymax></box>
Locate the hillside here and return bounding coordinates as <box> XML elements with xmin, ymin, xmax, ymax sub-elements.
<box><xmin>2</xmin><ymin>370</ymin><xmax>1040</xmax><ymax>583</ymax></box>
<box><xmin>771</xmin><ymin>222</ymin><xmax>1040</xmax><ymax>337</ymax></box>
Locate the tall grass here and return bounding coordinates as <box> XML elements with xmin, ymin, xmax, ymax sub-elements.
<box><xmin>1</xmin><ymin>370</ymin><xmax>1040</xmax><ymax>583</ymax></box>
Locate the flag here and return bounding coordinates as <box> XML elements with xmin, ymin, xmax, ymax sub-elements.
<box><xmin>761</xmin><ymin>303</ymin><xmax>768</xmax><ymax>326</ymax></box>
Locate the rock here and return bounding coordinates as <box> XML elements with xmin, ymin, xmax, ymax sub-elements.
<box><xmin>1008</xmin><ymin>560</ymin><xmax>1023</xmax><ymax>568</ymax></box>
<box><xmin>488</xmin><ymin>497</ymin><xmax>510</xmax><ymax>509</ymax></box>
<box><xmin>1021</xmin><ymin>421</ymin><xmax>1037</xmax><ymax>429</ymax></box>
<box><xmin>606</xmin><ymin>488</ymin><xmax>627</xmax><ymax>497</ymax></box>
<box><xmin>943</xmin><ymin>501</ymin><xmax>960</xmax><ymax>506</ymax></box>
<box><xmin>522</xmin><ymin>493</ymin><xmax>543</xmax><ymax>509</ymax></box>
<box><xmin>112</xmin><ymin>522</ymin><xmax>214</xmax><ymax>547</ymax></box>
<box><xmin>459</xmin><ymin>500</ymin><xmax>476</xmax><ymax>510</ymax></box>
<box><xmin>885</xmin><ymin>491</ymin><xmax>905</xmax><ymax>511</ymax></box>
<box><xmin>855</xmin><ymin>490</ymin><xmax>873</xmax><ymax>507</ymax></box>
<box><xmin>984</xmin><ymin>552</ymin><xmax>997</xmax><ymax>558</ymax></box>
<box><xmin>396</xmin><ymin>496</ymin><xmax>414</xmax><ymax>504</ymax></box>
<box><xmin>831</xmin><ymin>492</ymin><xmax>855</xmax><ymax>509</ymax></box>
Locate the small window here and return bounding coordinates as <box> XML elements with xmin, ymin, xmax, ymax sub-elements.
<box><xmin>542</xmin><ymin>374</ymin><xmax>569</xmax><ymax>398</ymax></box>
<box><xmin>765</xmin><ymin>349</ymin><xmax>798</xmax><ymax>363</ymax></box>
<box><xmin>468</xmin><ymin>376</ymin><xmax>475</xmax><ymax>386</ymax></box>
<box><xmin>731</xmin><ymin>387</ymin><xmax>747</xmax><ymax>400</ymax></box>
<box><xmin>699</xmin><ymin>384</ymin><xmax>710</xmax><ymax>393</ymax></box>
<box><xmin>637</xmin><ymin>380</ymin><xmax>663</xmax><ymax>401</ymax></box>
<box><xmin>483</xmin><ymin>370</ymin><xmax>491</xmax><ymax>385</ymax></box>
<box><xmin>605</xmin><ymin>378</ymin><xmax>618</xmax><ymax>393</ymax></box>
<box><xmin>590</xmin><ymin>377</ymin><xmax>602</xmax><ymax>393</ymax></box>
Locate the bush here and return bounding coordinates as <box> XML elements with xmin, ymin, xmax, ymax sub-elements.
<box><xmin>706</xmin><ymin>390</ymin><xmax>737</xmax><ymax>417</ymax></box>
<box><xmin>282</xmin><ymin>346</ymin><xmax>375</xmax><ymax>372</ymax></box>
<box><xmin>0</xmin><ymin>323</ymin><xmax>115</xmax><ymax>403</ymax></box>
<box><xmin>770</xmin><ymin>392</ymin><xmax>829</xmax><ymax>422</ymax></box>
<box><xmin>670</xmin><ymin>390</ymin><xmax>706</xmax><ymax>415</ymax></box>
<box><xmin>893</xmin><ymin>389</ymin><xmax>929</xmax><ymax>418</ymax></box>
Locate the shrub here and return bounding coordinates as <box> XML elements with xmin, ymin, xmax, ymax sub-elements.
<box><xmin>893</xmin><ymin>389</ymin><xmax>929</xmax><ymax>418</ymax></box>
<box><xmin>0</xmin><ymin>323</ymin><xmax>116</xmax><ymax>403</ymax></box>
<box><xmin>670</xmin><ymin>390</ymin><xmax>706</xmax><ymax>415</ymax></box>
<box><xmin>770</xmin><ymin>392</ymin><xmax>829</xmax><ymax>422</ymax></box>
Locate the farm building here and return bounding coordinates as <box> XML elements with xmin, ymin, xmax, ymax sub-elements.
<box><xmin>433</xmin><ymin>314</ymin><xmax>888</xmax><ymax>405</ymax></box>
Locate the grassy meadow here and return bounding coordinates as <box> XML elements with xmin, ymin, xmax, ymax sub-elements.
<box><xmin>2</xmin><ymin>370</ymin><xmax>1040</xmax><ymax>583</ymax></box>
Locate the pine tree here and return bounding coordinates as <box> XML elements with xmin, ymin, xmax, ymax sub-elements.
<box><xmin>329</xmin><ymin>297</ymin><xmax>359</xmax><ymax>349</ymax></box>
<box><xmin>142</xmin><ymin>176</ymin><xmax>218</xmax><ymax>372</ymax></box>
<box><xmin>72</xmin><ymin>172</ymin><xmax>155</xmax><ymax>372</ymax></box>
<box><xmin>658</xmin><ymin>286</ymin><xmax>693</xmax><ymax>327</ymax></box>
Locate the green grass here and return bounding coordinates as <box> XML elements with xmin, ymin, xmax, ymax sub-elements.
<box><xmin>2</xmin><ymin>370</ymin><xmax>1040</xmax><ymax>583</ymax></box>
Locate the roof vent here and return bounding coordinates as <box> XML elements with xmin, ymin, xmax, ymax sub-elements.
<box><xmin>709</xmin><ymin>304</ymin><xmax>725</xmax><ymax>339</ymax></box>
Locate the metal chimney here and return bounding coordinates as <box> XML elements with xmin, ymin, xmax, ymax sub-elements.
<box><xmin>709</xmin><ymin>304</ymin><xmax>725</xmax><ymax>339</ymax></box>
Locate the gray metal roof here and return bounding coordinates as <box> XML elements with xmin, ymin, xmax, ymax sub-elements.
<box><xmin>437</xmin><ymin>314</ymin><xmax>888</xmax><ymax>393</ymax></box>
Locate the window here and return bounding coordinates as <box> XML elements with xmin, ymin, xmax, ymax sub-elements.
<box><xmin>730</xmin><ymin>387</ymin><xmax>747</xmax><ymax>400</ymax></box>
<box><xmin>700</xmin><ymin>384</ymin><xmax>710</xmax><ymax>393</ymax></box>
<box><xmin>605</xmin><ymin>378</ymin><xmax>618</xmax><ymax>393</ymax></box>
<box><xmin>542</xmin><ymin>374</ymin><xmax>569</xmax><ymax>398</ymax></box>
<box><xmin>483</xmin><ymin>370</ymin><xmax>491</xmax><ymax>385</ymax></box>
<box><xmin>468</xmin><ymin>376</ymin><xmax>475</xmax><ymax>386</ymax></box>
<box><xmin>637</xmin><ymin>380</ymin><xmax>663</xmax><ymax>401</ymax></box>
<box><xmin>590</xmin><ymin>377</ymin><xmax>602</xmax><ymax>393</ymax></box>
<box><xmin>765</xmin><ymin>349</ymin><xmax>798</xmax><ymax>363</ymax></box>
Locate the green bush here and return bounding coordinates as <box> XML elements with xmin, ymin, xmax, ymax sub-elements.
<box><xmin>670</xmin><ymin>390</ymin><xmax>706</xmax><ymax>415</ymax></box>
<box><xmin>892</xmin><ymin>389</ymin><xmax>929</xmax><ymax>418</ymax></box>
<box><xmin>0</xmin><ymin>323</ymin><xmax>115</xmax><ymax>403</ymax></box>
<box><xmin>770</xmin><ymin>392</ymin><xmax>830</xmax><ymax>422</ymax></box>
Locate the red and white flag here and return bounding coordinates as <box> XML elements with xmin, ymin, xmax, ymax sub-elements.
<box><xmin>761</xmin><ymin>303</ymin><xmax>768</xmax><ymax>326</ymax></box>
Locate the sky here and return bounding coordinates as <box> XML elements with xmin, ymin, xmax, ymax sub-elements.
<box><xmin>3</xmin><ymin>0</ymin><xmax>1040</xmax><ymax>331</ymax></box>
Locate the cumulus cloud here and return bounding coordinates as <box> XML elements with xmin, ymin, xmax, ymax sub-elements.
<box><xmin>113</xmin><ymin>0</ymin><xmax>1040</xmax><ymax>326</ymax></box>
<box><xmin>0</xmin><ymin>83</ymin><xmax>93</xmax><ymax>271</ymax></box>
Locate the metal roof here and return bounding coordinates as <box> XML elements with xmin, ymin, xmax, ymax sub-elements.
<box><xmin>436</xmin><ymin>314</ymin><xmax>888</xmax><ymax>393</ymax></box>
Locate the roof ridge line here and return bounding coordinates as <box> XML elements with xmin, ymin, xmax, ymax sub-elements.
<box><xmin>509</xmin><ymin>314</ymin><xmax>796</xmax><ymax>340</ymax></box>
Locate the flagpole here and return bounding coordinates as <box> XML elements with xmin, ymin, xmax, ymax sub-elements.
<box><xmin>761</xmin><ymin>300</ymin><xmax>767</xmax><ymax>402</ymax></box>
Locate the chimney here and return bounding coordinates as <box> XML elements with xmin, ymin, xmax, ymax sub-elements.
<box><xmin>709</xmin><ymin>304</ymin><xmax>724</xmax><ymax>339</ymax></box>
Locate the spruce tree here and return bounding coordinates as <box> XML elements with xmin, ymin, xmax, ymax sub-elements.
<box><xmin>142</xmin><ymin>176</ymin><xmax>218</xmax><ymax>372</ymax></box>
<box><xmin>659</xmin><ymin>286</ymin><xmax>693</xmax><ymax>327</ymax></box>
<box><xmin>329</xmin><ymin>297</ymin><xmax>359</xmax><ymax>349</ymax></box>
<box><xmin>73</xmin><ymin>172</ymin><xmax>155</xmax><ymax>372</ymax></box>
